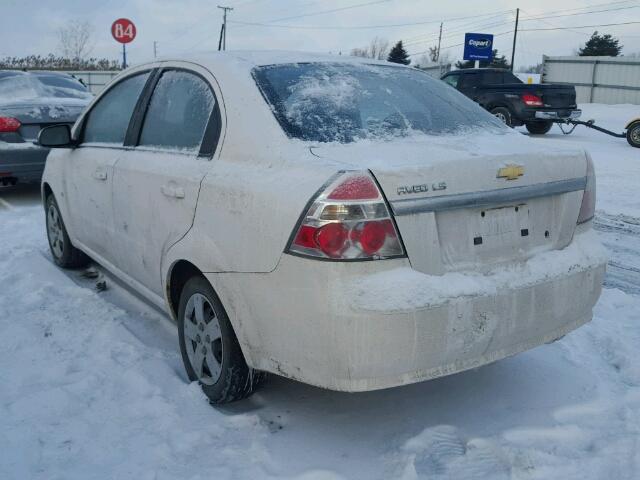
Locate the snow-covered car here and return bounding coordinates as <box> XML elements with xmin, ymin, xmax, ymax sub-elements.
<box><xmin>0</xmin><ymin>70</ymin><xmax>92</xmax><ymax>185</ymax></box>
<box><xmin>38</xmin><ymin>52</ymin><xmax>607</xmax><ymax>404</ymax></box>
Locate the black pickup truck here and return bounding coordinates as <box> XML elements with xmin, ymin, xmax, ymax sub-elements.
<box><xmin>441</xmin><ymin>68</ymin><xmax>581</xmax><ymax>134</ymax></box>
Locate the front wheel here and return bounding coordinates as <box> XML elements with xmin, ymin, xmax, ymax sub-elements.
<box><xmin>178</xmin><ymin>276</ymin><xmax>264</xmax><ymax>404</ymax></box>
<box><xmin>490</xmin><ymin>107</ymin><xmax>513</xmax><ymax>127</ymax></box>
<box><xmin>525</xmin><ymin>121</ymin><xmax>553</xmax><ymax>135</ymax></box>
<box><xmin>627</xmin><ymin>120</ymin><xmax>640</xmax><ymax>148</ymax></box>
<box><xmin>45</xmin><ymin>195</ymin><xmax>89</xmax><ymax>268</ymax></box>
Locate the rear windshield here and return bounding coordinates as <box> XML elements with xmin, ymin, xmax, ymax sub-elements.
<box><xmin>253</xmin><ymin>62</ymin><xmax>505</xmax><ymax>143</ymax></box>
<box><xmin>0</xmin><ymin>73</ymin><xmax>92</xmax><ymax>101</ymax></box>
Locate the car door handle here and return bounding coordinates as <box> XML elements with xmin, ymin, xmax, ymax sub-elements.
<box><xmin>161</xmin><ymin>184</ymin><xmax>185</xmax><ymax>199</ymax></box>
<box><xmin>93</xmin><ymin>169</ymin><xmax>107</xmax><ymax>181</ymax></box>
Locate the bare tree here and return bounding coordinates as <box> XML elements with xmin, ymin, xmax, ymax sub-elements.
<box><xmin>413</xmin><ymin>50</ymin><xmax>452</xmax><ymax>69</ymax></box>
<box><xmin>57</xmin><ymin>20</ymin><xmax>94</xmax><ymax>61</ymax></box>
<box><xmin>350</xmin><ymin>37</ymin><xmax>390</xmax><ymax>60</ymax></box>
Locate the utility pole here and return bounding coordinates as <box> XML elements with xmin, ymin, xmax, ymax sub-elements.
<box><xmin>217</xmin><ymin>5</ymin><xmax>233</xmax><ymax>51</ymax></box>
<box><xmin>511</xmin><ymin>8</ymin><xmax>519</xmax><ymax>71</ymax></box>
<box><xmin>436</xmin><ymin>22</ymin><xmax>443</xmax><ymax>62</ymax></box>
<box><xmin>153</xmin><ymin>41</ymin><xmax>158</xmax><ymax>59</ymax></box>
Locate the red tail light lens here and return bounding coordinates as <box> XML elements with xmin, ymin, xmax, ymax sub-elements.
<box><xmin>521</xmin><ymin>94</ymin><xmax>543</xmax><ymax>107</ymax></box>
<box><xmin>0</xmin><ymin>117</ymin><xmax>21</xmax><ymax>133</ymax></box>
<box><xmin>288</xmin><ymin>171</ymin><xmax>405</xmax><ymax>260</ymax></box>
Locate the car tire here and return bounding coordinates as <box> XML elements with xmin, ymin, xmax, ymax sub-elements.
<box><xmin>490</xmin><ymin>107</ymin><xmax>513</xmax><ymax>127</ymax></box>
<box><xmin>178</xmin><ymin>276</ymin><xmax>265</xmax><ymax>404</ymax></box>
<box><xmin>45</xmin><ymin>194</ymin><xmax>90</xmax><ymax>269</ymax></box>
<box><xmin>627</xmin><ymin>120</ymin><xmax>640</xmax><ymax>148</ymax></box>
<box><xmin>525</xmin><ymin>121</ymin><xmax>553</xmax><ymax>135</ymax></box>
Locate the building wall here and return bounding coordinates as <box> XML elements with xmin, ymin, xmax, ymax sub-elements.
<box><xmin>542</xmin><ymin>56</ymin><xmax>640</xmax><ymax>105</ymax></box>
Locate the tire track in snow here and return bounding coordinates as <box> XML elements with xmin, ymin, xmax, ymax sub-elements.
<box><xmin>594</xmin><ymin>212</ymin><xmax>640</xmax><ymax>296</ymax></box>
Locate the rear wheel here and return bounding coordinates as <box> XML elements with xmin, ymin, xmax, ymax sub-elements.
<box><xmin>178</xmin><ymin>276</ymin><xmax>264</xmax><ymax>404</ymax></box>
<box><xmin>627</xmin><ymin>120</ymin><xmax>640</xmax><ymax>148</ymax></box>
<box><xmin>45</xmin><ymin>195</ymin><xmax>89</xmax><ymax>268</ymax></box>
<box><xmin>525</xmin><ymin>121</ymin><xmax>553</xmax><ymax>135</ymax></box>
<box><xmin>490</xmin><ymin>107</ymin><xmax>513</xmax><ymax>127</ymax></box>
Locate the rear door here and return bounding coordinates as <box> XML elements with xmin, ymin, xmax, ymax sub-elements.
<box><xmin>111</xmin><ymin>65</ymin><xmax>222</xmax><ymax>295</ymax></box>
<box><xmin>63</xmin><ymin>71</ymin><xmax>151</xmax><ymax>261</ymax></box>
<box><xmin>458</xmin><ymin>72</ymin><xmax>482</xmax><ymax>100</ymax></box>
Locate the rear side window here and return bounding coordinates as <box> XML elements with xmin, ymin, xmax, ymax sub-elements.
<box><xmin>83</xmin><ymin>72</ymin><xmax>150</xmax><ymax>145</ymax></box>
<box><xmin>482</xmin><ymin>72</ymin><xmax>504</xmax><ymax>85</ymax></box>
<box><xmin>139</xmin><ymin>70</ymin><xmax>215</xmax><ymax>152</ymax></box>
<box><xmin>459</xmin><ymin>73</ymin><xmax>481</xmax><ymax>88</ymax></box>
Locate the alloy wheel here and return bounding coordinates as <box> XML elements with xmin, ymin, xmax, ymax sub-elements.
<box><xmin>494</xmin><ymin>112</ymin><xmax>507</xmax><ymax>123</ymax></box>
<box><xmin>47</xmin><ymin>204</ymin><xmax>64</xmax><ymax>259</ymax></box>
<box><xmin>183</xmin><ymin>293</ymin><xmax>223</xmax><ymax>385</ymax></box>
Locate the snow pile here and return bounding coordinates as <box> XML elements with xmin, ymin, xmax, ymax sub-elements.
<box><xmin>396</xmin><ymin>288</ymin><xmax>640</xmax><ymax>480</ymax></box>
<box><xmin>347</xmin><ymin>229</ymin><xmax>607</xmax><ymax>312</ymax></box>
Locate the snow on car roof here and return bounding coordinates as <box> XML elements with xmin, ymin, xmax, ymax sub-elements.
<box><xmin>154</xmin><ymin>50</ymin><xmax>407</xmax><ymax>71</ymax></box>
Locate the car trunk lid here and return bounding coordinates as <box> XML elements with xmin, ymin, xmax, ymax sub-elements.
<box><xmin>1</xmin><ymin>101</ymin><xmax>87</xmax><ymax>141</ymax></box>
<box><xmin>310</xmin><ymin>132</ymin><xmax>588</xmax><ymax>274</ymax></box>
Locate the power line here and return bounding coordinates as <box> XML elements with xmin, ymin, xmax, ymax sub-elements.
<box><xmin>265</xmin><ymin>0</ymin><xmax>390</xmax><ymax>23</ymax></box>
<box><xmin>520</xmin><ymin>4</ymin><xmax>640</xmax><ymax>22</ymax></box>
<box><xmin>520</xmin><ymin>20</ymin><xmax>640</xmax><ymax>32</ymax></box>
<box><xmin>408</xmin><ymin>30</ymin><xmax>515</xmax><ymax>57</ymax></box>
<box><xmin>404</xmin><ymin>17</ymin><xmax>515</xmax><ymax>47</ymax></box>
<box><xmin>228</xmin><ymin>8</ymin><xmax>516</xmax><ymax>30</ymax></box>
<box><xmin>517</xmin><ymin>0</ymin><xmax>636</xmax><ymax>20</ymax></box>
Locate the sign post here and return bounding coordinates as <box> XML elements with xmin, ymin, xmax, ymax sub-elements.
<box><xmin>463</xmin><ymin>33</ymin><xmax>494</xmax><ymax>68</ymax></box>
<box><xmin>111</xmin><ymin>18</ymin><xmax>137</xmax><ymax>69</ymax></box>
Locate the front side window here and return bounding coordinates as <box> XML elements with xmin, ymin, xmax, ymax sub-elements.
<box><xmin>139</xmin><ymin>70</ymin><xmax>215</xmax><ymax>152</ymax></box>
<box><xmin>253</xmin><ymin>62</ymin><xmax>505</xmax><ymax>144</ymax></box>
<box><xmin>83</xmin><ymin>72</ymin><xmax>150</xmax><ymax>145</ymax></box>
<box><xmin>443</xmin><ymin>75</ymin><xmax>459</xmax><ymax>88</ymax></box>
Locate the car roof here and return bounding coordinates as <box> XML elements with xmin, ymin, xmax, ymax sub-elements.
<box><xmin>448</xmin><ymin>68</ymin><xmax>511</xmax><ymax>74</ymax></box>
<box><xmin>148</xmin><ymin>50</ymin><xmax>408</xmax><ymax>71</ymax></box>
<box><xmin>0</xmin><ymin>70</ymin><xmax>78</xmax><ymax>79</ymax></box>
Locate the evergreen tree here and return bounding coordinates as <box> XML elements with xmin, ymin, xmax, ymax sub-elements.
<box><xmin>387</xmin><ymin>41</ymin><xmax>410</xmax><ymax>65</ymax></box>
<box><xmin>455</xmin><ymin>49</ymin><xmax>510</xmax><ymax>69</ymax></box>
<box><xmin>578</xmin><ymin>31</ymin><xmax>622</xmax><ymax>56</ymax></box>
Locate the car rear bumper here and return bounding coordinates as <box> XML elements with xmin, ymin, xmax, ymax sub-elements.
<box><xmin>207</xmin><ymin>227</ymin><xmax>607</xmax><ymax>392</ymax></box>
<box><xmin>532</xmin><ymin>109</ymin><xmax>582</xmax><ymax>121</ymax></box>
<box><xmin>0</xmin><ymin>142</ymin><xmax>49</xmax><ymax>183</ymax></box>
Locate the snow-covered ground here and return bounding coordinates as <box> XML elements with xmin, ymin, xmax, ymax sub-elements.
<box><xmin>1</xmin><ymin>103</ymin><xmax>639</xmax><ymax>479</ymax></box>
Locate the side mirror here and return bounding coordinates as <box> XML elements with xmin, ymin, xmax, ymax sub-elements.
<box><xmin>37</xmin><ymin>124</ymin><xmax>74</xmax><ymax>148</ymax></box>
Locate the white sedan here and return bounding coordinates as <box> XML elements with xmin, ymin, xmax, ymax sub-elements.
<box><xmin>38</xmin><ymin>52</ymin><xmax>607</xmax><ymax>404</ymax></box>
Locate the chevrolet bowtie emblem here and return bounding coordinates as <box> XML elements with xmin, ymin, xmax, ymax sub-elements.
<box><xmin>497</xmin><ymin>164</ymin><xmax>524</xmax><ymax>181</ymax></box>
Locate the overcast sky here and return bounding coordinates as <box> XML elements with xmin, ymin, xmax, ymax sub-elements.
<box><xmin>2</xmin><ymin>0</ymin><xmax>639</xmax><ymax>69</ymax></box>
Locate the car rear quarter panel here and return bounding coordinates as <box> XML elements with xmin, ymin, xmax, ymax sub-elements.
<box><xmin>164</xmin><ymin>60</ymin><xmax>346</xmax><ymax>277</ymax></box>
<box><xmin>164</xmin><ymin>145</ymin><xmax>338</xmax><ymax>276</ymax></box>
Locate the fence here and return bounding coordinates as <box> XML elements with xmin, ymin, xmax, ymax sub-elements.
<box><xmin>64</xmin><ymin>71</ymin><xmax>120</xmax><ymax>94</ymax></box>
<box><xmin>542</xmin><ymin>56</ymin><xmax>640</xmax><ymax>105</ymax></box>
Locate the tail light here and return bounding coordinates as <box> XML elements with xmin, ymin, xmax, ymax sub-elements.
<box><xmin>577</xmin><ymin>153</ymin><xmax>596</xmax><ymax>224</ymax></box>
<box><xmin>288</xmin><ymin>171</ymin><xmax>405</xmax><ymax>260</ymax></box>
<box><xmin>0</xmin><ymin>117</ymin><xmax>21</xmax><ymax>133</ymax></box>
<box><xmin>521</xmin><ymin>93</ymin><xmax>543</xmax><ymax>107</ymax></box>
